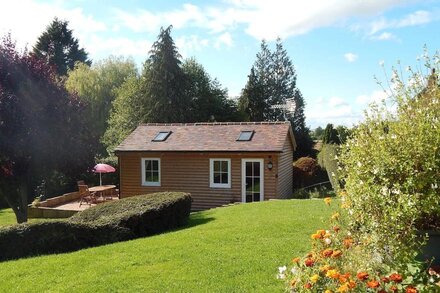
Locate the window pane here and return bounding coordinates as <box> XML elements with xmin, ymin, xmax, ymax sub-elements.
<box><xmin>214</xmin><ymin>173</ymin><xmax>221</xmax><ymax>183</ymax></box>
<box><xmin>246</xmin><ymin>162</ymin><xmax>252</xmax><ymax>176</ymax></box>
<box><xmin>238</xmin><ymin>131</ymin><xmax>254</xmax><ymax>141</ymax></box>
<box><xmin>221</xmin><ymin>173</ymin><xmax>228</xmax><ymax>184</ymax></box>
<box><xmin>145</xmin><ymin>171</ymin><xmax>153</xmax><ymax>182</ymax></box>
<box><xmin>246</xmin><ymin>177</ymin><xmax>253</xmax><ymax>192</ymax></box>
<box><xmin>145</xmin><ymin>160</ymin><xmax>152</xmax><ymax>171</ymax></box>
<box><xmin>221</xmin><ymin>161</ymin><xmax>228</xmax><ymax>172</ymax></box>
<box><xmin>246</xmin><ymin>193</ymin><xmax>253</xmax><ymax>203</ymax></box>
<box><xmin>253</xmin><ymin>193</ymin><xmax>260</xmax><ymax>202</ymax></box>
<box><xmin>151</xmin><ymin>171</ymin><xmax>159</xmax><ymax>182</ymax></box>
<box><xmin>253</xmin><ymin>162</ymin><xmax>260</xmax><ymax>177</ymax></box>
<box><xmin>153</xmin><ymin>131</ymin><xmax>171</xmax><ymax>141</ymax></box>
<box><xmin>253</xmin><ymin>178</ymin><xmax>260</xmax><ymax>192</ymax></box>
<box><xmin>213</xmin><ymin>161</ymin><xmax>220</xmax><ymax>172</ymax></box>
<box><xmin>152</xmin><ymin>160</ymin><xmax>159</xmax><ymax>171</ymax></box>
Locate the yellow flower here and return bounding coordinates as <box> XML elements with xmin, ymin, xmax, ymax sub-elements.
<box><xmin>340</xmin><ymin>202</ymin><xmax>350</xmax><ymax>209</ymax></box>
<box><xmin>331</xmin><ymin>212</ymin><xmax>340</xmax><ymax>220</ymax></box>
<box><xmin>291</xmin><ymin>257</ymin><xmax>301</xmax><ymax>264</ymax></box>
<box><xmin>320</xmin><ymin>264</ymin><xmax>331</xmax><ymax>273</ymax></box>
<box><xmin>325</xmin><ymin>290</ymin><xmax>333</xmax><ymax>293</ymax></box>
<box><xmin>310</xmin><ymin>274</ymin><xmax>319</xmax><ymax>283</ymax></box>
<box><xmin>324</xmin><ymin>197</ymin><xmax>332</xmax><ymax>205</ymax></box>
<box><xmin>337</xmin><ymin>283</ymin><xmax>350</xmax><ymax>293</ymax></box>
<box><xmin>311</xmin><ymin>233</ymin><xmax>320</xmax><ymax>240</ymax></box>
<box><xmin>326</xmin><ymin>269</ymin><xmax>340</xmax><ymax>279</ymax></box>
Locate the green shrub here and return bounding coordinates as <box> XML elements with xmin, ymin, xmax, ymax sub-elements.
<box><xmin>0</xmin><ymin>221</ymin><xmax>132</xmax><ymax>261</ymax></box>
<box><xmin>292</xmin><ymin>157</ymin><xmax>328</xmax><ymax>190</ymax></box>
<box><xmin>341</xmin><ymin>56</ymin><xmax>440</xmax><ymax>270</ymax></box>
<box><xmin>0</xmin><ymin>192</ymin><xmax>192</xmax><ymax>261</ymax></box>
<box><xmin>317</xmin><ymin>144</ymin><xmax>341</xmax><ymax>192</ymax></box>
<box><xmin>70</xmin><ymin>192</ymin><xmax>192</xmax><ymax>237</ymax></box>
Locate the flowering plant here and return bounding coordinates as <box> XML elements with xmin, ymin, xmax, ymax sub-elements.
<box><xmin>278</xmin><ymin>197</ymin><xmax>440</xmax><ymax>292</ymax></box>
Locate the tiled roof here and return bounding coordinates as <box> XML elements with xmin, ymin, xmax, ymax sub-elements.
<box><xmin>115</xmin><ymin>122</ymin><xmax>295</xmax><ymax>152</ymax></box>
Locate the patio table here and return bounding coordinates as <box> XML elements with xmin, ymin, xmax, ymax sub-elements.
<box><xmin>89</xmin><ymin>185</ymin><xmax>116</xmax><ymax>198</ymax></box>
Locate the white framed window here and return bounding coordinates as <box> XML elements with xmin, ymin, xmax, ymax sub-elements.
<box><xmin>209</xmin><ymin>158</ymin><xmax>231</xmax><ymax>188</ymax></box>
<box><xmin>141</xmin><ymin>158</ymin><xmax>161</xmax><ymax>186</ymax></box>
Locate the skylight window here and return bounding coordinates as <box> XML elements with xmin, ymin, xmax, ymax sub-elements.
<box><xmin>152</xmin><ymin>131</ymin><xmax>172</xmax><ymax>142</ymax></box>
<box><xmin>237</xmin><ymin>131</ymin><xmax>254</xmax><ymax>141</ymax></box>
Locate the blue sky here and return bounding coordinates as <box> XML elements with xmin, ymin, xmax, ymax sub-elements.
<box><xmin>1</xmin><ymin>0</ymin><xmax>439</xmax><ymax>128</ymax></box>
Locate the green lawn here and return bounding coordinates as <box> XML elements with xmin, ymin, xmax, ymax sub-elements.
<box><xmin>0</xmin><ymin>208</ymin><xmax>17</xmax><ymax>226</ymax></box>
<box><xmin>0</xmin><ymin>199</ymin><xmax>330</xmax><ymax>292</ymax></box>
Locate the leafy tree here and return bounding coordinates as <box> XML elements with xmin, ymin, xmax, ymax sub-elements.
<box><xmin>335</xmin><ymin>125</ymin><xmax>351</xmax><ymax>144</ymax></box>
<box><xmin>0</xmin><ymin>35</ymin><xmax>93</xmax><ymax>223</ymax></box>
<box><xmin>143</xmin><ymin>26</ymin><xmax>190</xmax><ymax>122</ymax></box>
<box><xmin>312</xmin><ymin>126</ymin><xmax>324</xmax><ymax>140</ymax></box>
<box><xmin>33</xmin><ymin>17</ymin><xmax>90</xmax><ymax>76</ymax></box>
<box><xmin>102</xmin><ymin>76</ymin><xmax>144</xmax><ymax>156</ymax></box>
<box><xmin>182</xmin><ymin>58</ymin><xmax>241</xmax><ymax>122</ymax></box>
<box><xmin>65</xmin><ymin>56</ymin><xmax>138</xmax><ymax>157</ymax></box>
<box><xmin>322</xmin><ymin>123</ymin><xmax>341</xmax><ymax>144</ymax></box>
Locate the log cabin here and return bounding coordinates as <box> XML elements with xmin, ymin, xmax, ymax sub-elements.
<box><xmin>115</xmin><ymin>122</ymin><xmax>296</xmax><ymax>211</ymax></box>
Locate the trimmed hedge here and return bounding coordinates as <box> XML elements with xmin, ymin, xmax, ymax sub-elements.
<box><xmin>0</xmin><ymin>192</ymin><xmax>191</xmax><ymax>261</ymax></box>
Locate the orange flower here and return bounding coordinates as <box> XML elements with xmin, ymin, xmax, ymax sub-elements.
<box><xmin>333</xmin><ymin>226</ymin><xmax>340</xmax><ymax>233</ymax></box>
<box><xmin>304</xmin><ymin>282</ymin><xmax>312</xmax><ymax>289</ymax></box>
<box><xmin>366</xmin><ymin>280</ymin><xmax>380</xmax><ymax>288</ymax></box>
<box><xmin>322</xmin><ymin>248</ymin><xmax>334</xmax><ymax>257</ymax></box>
<box><xmin>389</xmin><ymin>273</ymin><xmax>403</xmax><ymax>283</ymax></box>
<box><xmin>348</xmin><ymin>280</ymin><xmax>356</xmax><ymax>289</ymax></box>
<box><xmin>381</xmin><ymin>277</ymin><xmax>390</xmax><ymax>283</ymax></box>
<box><xmin>304</xmin><ymin>258</ymin><xmax>315</xmax><ymax>267</ymax></box>
<box><xmin>337</xmin><ymin>283</ymin><xmax>349</xmax><ymax>293</ymax></box>
<box><xmin>331</xmin><ymin>250</ymin><xmax>343</xmax><ymax>258</ymax></box>
<box><xmin>390</xmin><ymin>285</ymin><xmax>398</xmax><ymax>292</ymax></box>
<box><xmin>338</xmin><ymin>273</ymin><xmax>351</xmax><ymax>283</ymax></box>
<box><xmin>317</xmin><ymin>229</ymin><xmax>326</xmax><ymax>237</ymax></box>
<box><xmin>289</xmin><ymin>279</ymin><xmax>296</xmax><ymax>287</ymax></box>
<box><xmin>324</xmin><ymin>197</ymin><xmax>332</xmax><ymax>205</ymax></box>
<box><xmin>343</xmin><ymin>238</ymin><xmax>353</xmax><ymax>248</ymax></box>
<box><xmin>406</xmin><ymin>286</ymin><xmax>418</xmax><ymax>293</ymax></box>
<box><xmin>356</xmin><ymin>272</ymin><xmax>369</xmax><ymax>281</ymax></box>
<box><xmin>311</xmin><ymin>233</ymin><xmax>321</xmax><ymax>240</ymax></box>
<box><xmin>326</xmin><ymin>269</ymin><xmax>340</xmax><ymax>279</ymax></box>
<box><xmin>291</xmin><ymin>257</ymin><xmax>301</xmax><ymax>264</ymax></box>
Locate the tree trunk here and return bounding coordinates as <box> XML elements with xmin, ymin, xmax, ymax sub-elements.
<box><xmin>1</xmin><ymin>179</ymin><xmax>29</xmax><ymax>224</ymax></box>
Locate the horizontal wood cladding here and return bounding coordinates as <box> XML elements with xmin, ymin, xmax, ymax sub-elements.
<box><xmin>118</xmin><ymin>151</ymin><xmax>279</xmax><ymax>210</ymax></box>
<box><xmin>277</xmin><ymin>134</ymin><xmax>294</xmax><ymax>199</ymax></box>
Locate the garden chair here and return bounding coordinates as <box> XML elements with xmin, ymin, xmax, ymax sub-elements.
<box><xmin>78</xmin><ymin>184</ymin><xmax>98</xmax><ymax>206</ymax></box>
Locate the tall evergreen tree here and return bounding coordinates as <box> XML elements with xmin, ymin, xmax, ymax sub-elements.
<box><xmin>143</xmin><ymin>26</ymin><xmax>189</xmax><ymax>123</ymax></box>
<box><xmin>240</xmin><ymin>38</ymin><xmax>314</xmax><ymax>157</ymax></box>
<box><xmin>322</xmin><ymin>123</ymin><xmax>341</xmax><ymax>144</ymax></box>
<box><xmin>239</xmin><ymin>40</ymin><xmax>272</xmax><ymax>121</ymax></box>
<box><xmin>33</xmin><ymin>18</ymin><xmax>90</xmax><ymax>76</ymax></box>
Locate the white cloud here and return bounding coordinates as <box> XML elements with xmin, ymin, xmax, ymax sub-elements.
<box><xmin>371</xmin><ymin>31</ymin><xmax>399</xmax><ymax>41</ymax></box>
<box><xmin>344</xmin><ymin>53</ymin><xmax>358</xmax><ymax>62</ymax></box>
<box><xmin>356</xmin><ymin>90</ymin><xmax>388</xmax><ymax>105</ymax></box>
<box><xmin>306</xmin><ymin>96</ymin><xmax>361</xmax><ymax>127</ymax></box>
<box><xmin>87</xmin><ymin>36</ymin><xmax>152</xmax><ymax>58</ymax></box>
<box><xmin>214</xmin><ymin>32</ymin><xmax>233</xmax><ymax>49</ymax></box>
<box><xmin>368</xmin><ymin>10</ymin><xmax>435</xmax><ymax>35</ymax></box>
<box><xmin>0</xmin><ymin>0</ymin><xmax>107</xmax><ymax>51</ymax></box>
<box><xmin>176</xmin><ymin>35</ymin><xmax>209</xmax><ymax>57</ymax></box>
<box><xmin>113</xmin><ymin>0</ymin><xmax>410</xmax><ymax>41</ymax></box>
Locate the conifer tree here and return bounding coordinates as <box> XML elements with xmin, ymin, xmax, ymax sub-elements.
<box><xmin>143</xmin><ymin>26</ymin><xmax>190</xmax><ymax>122</ymax></box>
<box><xmin>33</xmin><ymin>18</ymin><xmax>90</xmax><ymax>76</ymax></box>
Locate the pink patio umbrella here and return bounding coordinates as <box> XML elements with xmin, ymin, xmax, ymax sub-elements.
<box><xmin>93</xmin><ymin>163</ymin><xmax>116</xmax><ymax>186</ymax></box>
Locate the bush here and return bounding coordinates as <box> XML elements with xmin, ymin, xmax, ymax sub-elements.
<box><xmin>0</xmin><ymin>192</ymin><xmax>192</xmax><ymax>261</ymax></box>
<box><xmin>292</xmin><ymin>157</ymin><xmax>328</xmax><ymax>190</ymax></box>
<box><xmin>341</xmin><ymin>55</ymin><xmax>440</xmax><ymax>269</ymax></box>
<box><xmin>70</xmin><ymin>192</ymin><xmax>192</xmax><ymax>237</ymax></box>
<box><xmin>318</xmin><ymin>144</ymin><xmax>341</xmax><ymax>192</ymax></box>
<box><xmin>0</xmin><ymin>221</ymin><xmax>132</xmax><ymax>262</ymax></box>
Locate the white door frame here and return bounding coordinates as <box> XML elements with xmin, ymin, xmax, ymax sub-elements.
<box><xmin>241</xmin><ymin>158</ymin><xmax>264</xmax><ymax>203</ymax></box>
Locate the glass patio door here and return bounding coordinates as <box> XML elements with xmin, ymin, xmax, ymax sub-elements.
<box><xmin>242</xmin><ymin>159</ymin><xmax>264</xmax><ymax>203</ymax></box>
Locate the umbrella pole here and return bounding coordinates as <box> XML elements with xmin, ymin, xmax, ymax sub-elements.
<box><xmin>100</xmin><ymin>173</ymin><xmax>102</xmax><ymax>186</ymax></box>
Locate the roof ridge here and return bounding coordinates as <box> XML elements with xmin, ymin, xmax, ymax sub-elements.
<box><xmin>139</xmin><ymin>121</ymin><xmax>290</xmax><ymax>126</ymax></box>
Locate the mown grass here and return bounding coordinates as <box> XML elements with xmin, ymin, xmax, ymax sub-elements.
<box><xmin>0</xmin><ymin>199</ymin><xmax>331</xmax><ymax>292</ymax></box>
